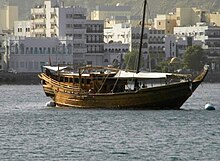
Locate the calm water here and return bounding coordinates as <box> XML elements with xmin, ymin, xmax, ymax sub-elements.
<box><xmin>0</xmin><ymin>84</ymin><xmax>219</xmax><ymax>161</ymax></box>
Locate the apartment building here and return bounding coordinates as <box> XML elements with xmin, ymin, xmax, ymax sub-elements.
<box><xmin>85</xmin><ymin>20</ymin><xmax>104</xmax><ymax>66</ymax></box>
<box><xmin>14</xmin><ymin>0</ymin><xmax>87</xmax><ymax>38</ymax></box>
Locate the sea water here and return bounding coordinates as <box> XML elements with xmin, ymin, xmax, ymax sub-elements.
<box><xmin>0</xmin><ymin>84</ymin><xmax>219</xmax><ymax>160</ymax></box>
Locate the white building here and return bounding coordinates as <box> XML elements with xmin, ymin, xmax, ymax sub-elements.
<box><xmin>104</xmin><ymin>23</ymin><xmax>131</xmax><ymax>44</ymax></box>
<box><xmin>8</xmin><ymin>36</ymin><xmax>79</xmax><ymax>73</ymax></box>
<box><xmin>174</xmin><ymin>23</ymin><xmax>208</xmax><ymax>42</ymax></box>
<box><xmin>104</xmin><ymin>23</ymin><xmax>168</xmax><ymax>70</ymax></box>
<box><xmin>14</xmin><ymin>0</ymin><xmax>87</xmax><ymax>38</ymax></box>
<box><xmin>104</xmin><ymin>42</ymin><xmax>129</xmax><ymax>67</ymax></box>
<box><xmin>14</xmin><ymin>21</ymin><xmax>32</xmax><ymax>37</ymax></box>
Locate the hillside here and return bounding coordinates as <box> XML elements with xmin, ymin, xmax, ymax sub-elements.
<box><xmin>1</xmin><ymin>0</ymin><xmax>220</xmax><ymax>20</ymax></box>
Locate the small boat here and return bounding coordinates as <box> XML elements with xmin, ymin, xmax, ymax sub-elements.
<box><xmin>38</xmin><ymin>0</ymin><xmax>209</xmax><ymax>110</ymax></box>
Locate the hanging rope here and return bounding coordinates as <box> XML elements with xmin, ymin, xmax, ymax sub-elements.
<box><xmin>111</xmin><ymin>70</ymin><xmax>121</xmax><ymax>93</ymax></box>
<box><xmin>97</xmin><ymin>73</ymin><xmax>110</xmax><ymax>93</ymax></box>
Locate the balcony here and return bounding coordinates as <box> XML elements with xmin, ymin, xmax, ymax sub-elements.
<box><xmin>50</xmin><ymin>19</ymin><xmax>57</xmax><ymax>24</ymax></box>
<box><xmin>34</xmin><ymin>28</ymin><xmax>46</xmax><ymax>33</ymax></box>
<box><xmin>31</xmin><ymin>8</ymin><xmax>45</xmax><ymax>15</ymax></box>
<box><xmin>32</xmin><ymin>19</ymin><xmax>45</xmax><ymax>24</ymax></box>
<box><xmin>50</xmin><ymin>28</ymin><xmax>56</xmax><ymax>33</ymax></box>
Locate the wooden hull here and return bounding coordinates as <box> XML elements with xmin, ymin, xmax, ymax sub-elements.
<box><xmin>54</xmin><ymin>81</ymin><xmax>201</xmax><ymax>110</ymax></box>
<box><xmin>43</xmin><ymin>84</ymin><xmax>54</xmax><ymax>98</ymax></box>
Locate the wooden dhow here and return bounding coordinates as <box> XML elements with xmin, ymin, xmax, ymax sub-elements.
<box><xmin>38</xmin><ymin>65</ymin><xmax>209</xmax><ymax>109</ymax></box>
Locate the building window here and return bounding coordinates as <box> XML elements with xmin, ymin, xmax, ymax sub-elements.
<box><xmin>66</xmin><ymin>14</ymin><xmax>73</xmax><ymax>19</ymax></box>
<box><xmin>39</xmin><ymin>47</ymin><xmax>43</xmax><ymax>54</ymax></box>
<box><xmin>26</xmin><ymin>47</ymin><xmax>29</xmax><ymax>54</ymax></box>
<box><xmin>47</xmin><ymin>48</ymin><xmax>51</xmax><ymax>54</ymax></box>
<box><xmin>30</xmin><ymin>47</ymin><xmax>33</xmax><ymax>54</ymax></box>
<box><xmin>18</xmin><ymin>28</ymin><xmax>22</xmax><ymax>32</ymax></box>
<box><xmin>34</xmin><ymin>47</ymin><xmax>38</xmax><ymax>54</ymax></box>
<box><xmin>52</xmin><ymin>47</ymin><xmax>55</xmax><ymax>54</ymax></box>
<box><xmin>26</xmin><ymin>28</ymin><xmax>30</xmax><ymax>32</ymax></box>
<box><xmin>66</xmin><ymin>24</ymin><xmax>72</xmax><ymax>28</ymax></box>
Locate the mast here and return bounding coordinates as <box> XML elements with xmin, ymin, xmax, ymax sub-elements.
<box><xmin>136</xmin><ymin>0</ymin><xmax>147</xmax><ymax>73</ymax></box>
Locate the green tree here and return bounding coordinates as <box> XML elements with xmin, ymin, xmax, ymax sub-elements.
<box><xmin>183</xmin><ymin>45</ymin><xmax>207</xmax><ymax>71</ymax></box>
<box><xmin>124</xmin><ymin>50</ymin><xmax>143</xmax><ymax>70</ymax></box>
<box><xmin>155</xmin><ymin>60</ymin><xmax>170</xmax><ymax>72</ymax></box>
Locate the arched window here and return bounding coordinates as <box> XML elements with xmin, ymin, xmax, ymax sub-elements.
<box><xmin>143</xmin><ymin>42</ymin><xmax>148</xmax><ymax>48</ymax></box>
<box><xmin>39</xmin><ymin>47</ymin><xmax>43</xmax><ymax>54</ymax></box>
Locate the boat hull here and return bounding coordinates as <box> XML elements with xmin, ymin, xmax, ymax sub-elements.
<box><xmin>43</xmin><ymin>84</ymin><xmax>54</xmax><ymax>98</ymax></box>
<box><xmin>54</xmin><ymin>81</ymin><xmax>198</xmax><ymax>110</ymax></box>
